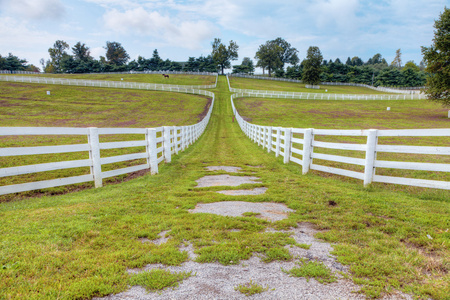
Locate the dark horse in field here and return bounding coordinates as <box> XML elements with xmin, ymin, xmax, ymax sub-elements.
<box><xmin>162</xmin><ymin>74</ymin><xmax>169</xmax><ymax>78</ymax></box>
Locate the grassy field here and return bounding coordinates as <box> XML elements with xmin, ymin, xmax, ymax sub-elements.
<box><xmin>234</xmin><ymin>96</ymin><xmax>450</xmax><ymax>184</ymax></box>
<box><xmin>0</xmin><ymin>81</ymin><xmax>211</xmax><ymax>200</ymax></box>
<box><xmin>233</xmin><ymin>96</ymin><xmax>449</xmax><ymax>129</ymax></box>
<box><xmin>229</xmin><ymin>76</ymin><xmax>395</xmax><ymax>94</ymax></box>
<box><xmin>0</xmin><ymin>76</ymin><xmax>449</xmax><ymax>299</ymax></box>
<box><xmin>3</xmin><ymin>73</ymin><xmax>216</xmax><ymax>86</ymax></box>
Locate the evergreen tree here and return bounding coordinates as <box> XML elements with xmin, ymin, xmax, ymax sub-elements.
<box><xmin>302</xmin><ymin>46</ymin><xmax>323</xmax><ymax>85</ymax></box>
<box><xmin>48</xmin><ymin>40</ymin><xmax>69</xmax><ymax>73</ymax></box>
<box><xmin>421</xmin><ymin>7</ymin><xmax>450</xmax><ymax>106</ymax></box>
<box><xmin>105</xmin><ymin>41</ymin><xmax>129</xmax><ymax>66</ymax></box>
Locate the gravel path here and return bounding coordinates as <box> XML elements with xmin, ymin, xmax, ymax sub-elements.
<box><xmin>94</xmin><ymin>167</ymin><xmax>412</xmax><ymax>300</ymax></box>
<box><xmin>96</xmin><ymin>224</ymin><xmax>411</xmax><ymax>300</ymax></box>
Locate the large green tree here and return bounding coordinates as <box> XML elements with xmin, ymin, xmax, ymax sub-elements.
<box><xmin>271</xmin><ymin>37</ymin><xmax>299</xmax><ymax>67</ymax></box>
<box><xmin>255</xmin><ymin>42</ymin><xmax>282</xmax><ymax>77</ymax></box>
<box><xmin>105</xmin><ymin>41</ymin><xmax>130</xmax><ymax>66</ymax></box>
<box><xmin>48</xmin><ymin>40</ymin><xmax>69</xmax><ymax>73</ymax></box>
<box><xmin>0</xmin><ymin>53</ymin><xmax>28</xmax><ymax>71</ymax></box>
<box><xmin>422</xmin><ymin>7</ymin><xmax>450</xmax><ymax>106</ymax></box>
<box><xmin>211</xmin><ymin>38</ymin><xmax>239</xmax><ymax>75</ymax></box>
<box><xmin>232</xmin><ymin>57</ymin><xmax>255</xmax><ymax>74</ymax></box>
<box><xmin>254</xmin><ymin>38</ymin><xmax>298</xmax><ymax>77</ymax></box>
<box><xmin>302</xmin><ymin>46</ymin><xmax>323</xmax><ymax>85</ymax></box>
<box><xmin>72</xmin><ymin>42</ymin><xmax>92</xmax><ymax>62</ymax></box>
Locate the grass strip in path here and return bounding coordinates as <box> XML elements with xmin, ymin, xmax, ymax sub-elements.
<box><xmin>0</xmin><ymin>76</ymin><xmax>448</xmax><ymax>299</ymax></box>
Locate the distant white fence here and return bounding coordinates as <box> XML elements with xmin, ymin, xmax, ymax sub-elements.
<box><xmin>0</xmin><ymin>70</ymin><xmax>218</xmax><ymax>76</ymax></box>
<box><xmin>0</xmin><ymin>74</ymin><xmax>218</xmax><ymax>90</ymax></box>
<box><xmin>230</xmin><ymin>74</ymin><xmax>425</xmax><ymax>96</ymax></box>
<box><xmin>227</xmin><ymin>75</ymin><xmax>425</xmax><ymax>100</ymax></box>
<box><xmin>0</xmin><ymin>70</ymin><xmax>39</xmax><ymax>75</ymax></box>
<box><xmin>0</xmin><ymin>91</ymin><xmax>214</xmax><ymax>196</ymax></box>
<box><xmin>231</xmin><ymin>95</ymin><xmax>450</xmax><ymax>190</ymax></box>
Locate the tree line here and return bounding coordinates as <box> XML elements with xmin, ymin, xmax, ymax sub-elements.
<box><xmin>1</xmin><ymin>38</ymin><xmax>426</xmax><ymax>88</ymax></box>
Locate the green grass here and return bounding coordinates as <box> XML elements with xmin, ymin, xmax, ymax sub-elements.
<box><xmin>0</xmin><ymin>81</ymin><xmax>210</xmax><ymax>128</ymax></box>
<box><xmin>234</xmin><ymin>96</ymin><xmax>450</xmax><ymax>183</ymax></box>
<box><xmin>234</xmin><ymin>97</ymin><xmax>449</xmax><ymax>130</ymax></box>
<box><xmin>0</xmin><ymin>81</ymin><xmax>211</xmax><ymax>200</ymax></box>
<box><xmin>234</xmin><ymin>280</ymin><xmax>269</xmax><ymax>296</ymax></box>
<box><xmin>3</xmin><ymin>73</ymin><xmax>216</xmax><ymax>86</ymax></box>
<box><xmin>229</xmin><ymin>76</ymin><xmax>393</xmax><ymax>94</ymax></box>
<box><xmin>128</xmin><ymin>269</ymin><xmax>192</xmax><ymax>292</ymax></box>
<box><xmin>282</xmin><ymin>259</ymin><xmax>337</xmax><ymax>284</ymax></box>
<box><xmin>0</xmin><ymin>76</ymin><xmax>448</xmax><ymax>299</ymax></box>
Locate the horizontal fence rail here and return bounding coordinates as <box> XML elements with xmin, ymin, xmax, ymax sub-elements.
<box><xmin>230</xmin><ymin>95</ymin><xmax>450</xmax><ymax>190</ymax></box>
<box><xmin>229</xmin><ymin>74</ymin><xmax>425</xmax><ymax>97</ymax></box>
<box><xmin>0</xmin><ymin>73</ymin><xmax>218</xmax><ymax>90</ymax></box>
<box><xmin>0</xmin><ymin>91</ymin><xmax>214</xmax><ymax>196</ymax></box>
<box><xmin>0</xmin><ymin>70</ymin><xmax>218</xmax><ymax>76</ymax></box>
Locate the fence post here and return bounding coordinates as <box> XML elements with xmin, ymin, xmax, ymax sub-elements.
<box><xmin>88</xmin><ymin>127</ymin><xmax>102</xmax><ymax>188</ymax></box>
<box><xmin>364</xmin><ymin>129</ymin><xmax>378</xmax><ymax>186</ymax></box>
<box><xmin>173</xmin><ymin>126</ymin><xmax>179</xmax><ymax>154</ymax></box>
<box><xmin>262</xmin><ymin>127</ymin><xmax>267</xmax><ymax>150</ymax></box>
<box><xmin>163</xmin><ymin>126</ymin><xmax>172</xmax><ymax>163</ymax></box>
<box><xmin>267</xmin><ymin>127</ymin><xmax>272</xmax><ymax>153</ymax></box>
<box><xmin>302</xmin><ymin>129</ymin><xmax>313</xmax><ymax>174</ymax></box>
<box><xmin>275</xmin><ymin>127</ymin><xmax>281</xmax><ymax>157</ymax></box>
<box><xmin>181</xmin><ymin>127</ymin><xmax>185</xmax><ymax>151</ymax></box>
<box><xmin>146</xmin><ymin>128</ymin><xmax>159</xmax><ymax>174</ymax></box>
<box><xmin>283</xmin><ymin>128</ymin><xmax>292</xmax><ymax>164</ymax></box>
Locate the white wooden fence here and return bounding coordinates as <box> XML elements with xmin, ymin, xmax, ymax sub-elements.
<box><xmin>0</xmin><ymin>92</ymin><xmax>214</xmax><ymax>196</ymax></box>
<box><xmin>229</xmin><ymin>74</ymin><xmax>425</xmax><ymax>97</ymax></box>
<box><xmin>0</xmin><ymin>73</ymin><xmax>218</xmax><ymax>90</ymax></box>
<box><xmin>231</xmin><ymin>95</ymin><xmax>450</xmax><ymax>190</ymax></box>
<box><xmin>0</xmin><ymin>70</ymin><xmax>39</xmax><ymax>75</ymax></box>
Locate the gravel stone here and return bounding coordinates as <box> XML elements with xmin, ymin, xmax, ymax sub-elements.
<box><xmin>195</xmin><ymin>175</ymin><xmax>261</xmax><ymax>188</ymax></box>
<box><xmin>189</xmin><ymin>201</ymin><xmax>294</xmax><ymax>221</ymax></box>
<box><xmin>216</xmin><ymin>187</ymin><xmax>267</xmax><ymax>196</ymax></box>
<box><xmin>206</xmin><ymin>166</ymin><xmax>242</xmax><ymax>173</ymax></box>
<box><xmin>96</xmin><ymin>225</ymin><xmax>413</xmax><ymax>300</ymax></box>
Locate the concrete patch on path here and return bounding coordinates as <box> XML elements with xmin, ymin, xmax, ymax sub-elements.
<box><xmin>216</xmin><ymin>187</ymin><xmax>267</xmax><ymax>196</ymax></box>
<box><xmin>195</xmin><ymin>175</ymin><xmax>261</xmax><ymax>188</ymax></box>
<box><xmin>190</xmin><ymin>201</ymin><xmax>293</xmax><ymax>221</ymax></box>
<box><xmin>206</xmin><ymin>166</ymin><xmax>242</xmax><ymax>173</ymax></box>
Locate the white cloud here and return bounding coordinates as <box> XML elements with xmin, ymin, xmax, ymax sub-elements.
<box><xmin>307</xmin><ymin>0</ymin><xmax>360</xmax><ymax>31</ymax></box>
<box><xmin>103</xmin><ymin>7</ymin><xmax>217</xmax><ymax>49</ymax></box>
<box><xmin>2</xmin><ymin>0</ymin><xmax>65</xmax><ymax>20</ymax></box>
<box><xmin>0</xmin><ymin>17</ymin><xmax>64</xmax><ymax>66</ymax></box>
<box><xmin>90</xmin><ymin>46</ymin><xmax>105</xmax><ymax>59</ymax></box>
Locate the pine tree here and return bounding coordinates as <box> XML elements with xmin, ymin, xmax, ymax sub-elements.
<box><xmin>422</xmin><ymin>7</ymin><xmax>450</xmax><ymax>106</ymax></box>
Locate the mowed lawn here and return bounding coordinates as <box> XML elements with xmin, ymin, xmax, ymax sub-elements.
<box><xmin>3</xmin><ymin>73</ymin><xmax>217</xmax><ymax>86</ymax></box>
<box><xmin>0</xmin><ymin>81</ymin><xmax>212</xmax><ymax>199</ymax></box>
<box><xmin>0</xmin><ymin>82</ymin><xmax>211</xmax><ymax>128</ymax></box>
<box><xmin>233</xmin><ymin>96</ymin><xmax>450</xmax><ymax>186</ymax></box>
<box><xmin>229</xmin><ymin>76</ymin><xmax>396</xmax><ymax>94</ymax></box>
<box><xmin>233</xmin><ymin>97</ymin><xmax>449</xmax><ymax>129</ymax></box>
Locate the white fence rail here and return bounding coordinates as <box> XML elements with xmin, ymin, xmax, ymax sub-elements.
<box><xmin>231</xmin><ymin>95</ymin><xmax>450</xmax><ymax>190</ymax></box>
<box><xmin>0</xmin><ymin>92</ymin><xmax>214</xmax><ymax>196</ymax></box>
<box><xmin>0</xmin><ymin>73</ymin><xmax>218</xmax><ymax>90</ymax></box>
<box><xmin>229</xmin><ymin>74</ymin><xmax>425</xmax><ymax>96</ymax></box>
<box><xmin>0</xmin><ymin>70</ymin><xmax>218</xmax><ymax>76</ymax></box>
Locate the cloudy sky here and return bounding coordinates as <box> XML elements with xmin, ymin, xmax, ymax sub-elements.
<box><xmin>0</xmin><ymin>0</ymin><xmax>447</xmax><ymax>71</ymax></box>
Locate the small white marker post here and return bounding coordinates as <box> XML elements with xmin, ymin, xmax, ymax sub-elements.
<box><xmin>46</xmin><ymin>91</ymin><xmax>50</xmax><ymax>95</ymax></box>
<box><xmin>387</xmin><ymin>107</ymin><xmax>390</xmax><ymax>111</ymax></box>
